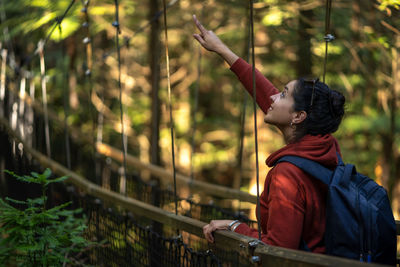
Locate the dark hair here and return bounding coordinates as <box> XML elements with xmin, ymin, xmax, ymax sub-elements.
<box><xmin>292</xmin><ymin>78</ymin><xmax>345</xmax><ymax>140</ymax></box>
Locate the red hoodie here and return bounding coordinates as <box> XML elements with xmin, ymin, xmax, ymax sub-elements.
<box><xmin>230</xmin><ymin>58</ymin><xmax>341</xmax><ymax>253</ymax></box>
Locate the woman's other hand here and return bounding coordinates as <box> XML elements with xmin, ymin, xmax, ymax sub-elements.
<box><xmin>202</xmin><ymin>220</ymin><xmax>235</xmax><ymax>243</ymax></box>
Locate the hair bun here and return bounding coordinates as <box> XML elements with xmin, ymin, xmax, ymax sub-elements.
<box><xmin>329</xmin><ymin>90</ymin><xmax>345</xmax><ymax>118</ymax></box>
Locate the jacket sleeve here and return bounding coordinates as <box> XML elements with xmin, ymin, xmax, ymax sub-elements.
<box><xmin>230</xmin><ymin>58</ymin><xmax>279</xmax><ymax>114</ymax></box>
<box><xmin>234</xmin><ymin>163</ymin><xmax>306</xmax><ymax>249</ymax></box>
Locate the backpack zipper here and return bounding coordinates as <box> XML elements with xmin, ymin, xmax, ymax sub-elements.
<box><xmin>365</xmin><ymin>181</ymin><xmax>381</xmax><ymax>263</ymax></box>
<box><xmin>367</xmin><ymin>203</ymin><xmax>372</xmax><ymax>263</ymax></box>
<box><xmin>356</xmin><ymin>184</ymin><xmax>365</xmax><ymax>262</ymax></box>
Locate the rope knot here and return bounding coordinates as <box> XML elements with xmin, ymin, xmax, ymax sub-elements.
<box><xmin>112</xmin><ymin>21</ymin><xmax>120</xmax><ymax>28</ymax></box>
<box><xmin>55</xmin><ymin>16</ymin><xmax>62</xmax><ymax>24</ymax></box>
<box><xmin>112</xmin><ymin>21</ymin><xmax>121</xmax><ymax>34</ymax></box>
<box><xmin>82</xmin><ymin>37</ymin><xmax>91</xmax><ymax>44</ymax></box>
<box><xmin>324</xmin><ymin>33</ymin><xmax>335</xmax><ymax>42</ymax></box>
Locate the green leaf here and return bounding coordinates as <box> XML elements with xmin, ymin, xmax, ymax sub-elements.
<box><xmin>45</xmin><ymin>175</ymin><xmax>69</xmax><ymax>186</ymax></box>
<box><xmin>42</xmin><ymin>168</ymin><xmax>52</xmax><ymax>179</ymax></box>
<box><xmin>26</xmin><ymin>197</ymin><xmax>45</xmax><ymax>206</ymax></box>
<box><xmin>30</xmin><ymin>172</ymin><xmax>40</xmax><ymax>178</ymax></box>
<box><xmin>4</xmin><ymin>197</ymin><xmax>27</xmax><ymax>205</ymax></box>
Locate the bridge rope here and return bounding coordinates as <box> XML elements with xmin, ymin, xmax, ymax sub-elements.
<box><xmin>322</xmin><ymin>0</ymin><xmax>334</xmax><ymax>83</ymax></box>
<box><xmin>162</xmin><ymin>0</ymin><xmax>179</xmax><ymax>218</ymax></box>
<box><xmin>190</xmin><ymin>37</ymin><xmax>201</xmax><ymax>184</ymax></box>
<box><xmin>249</xmin><ymin>0</ymin><xmax>262</xmax><ymax>241</ymax></box>
<box><xmin>236</xmin><ymin>2</ymin><xmax>252</xmax><ymax>213</ymax></box>
<box><xmin>80</xmin><ymin>0</ymin><xmax>102</xmax><ymax>183</ymax></box>
<box><xmin>112</xmin><ymin>0</ymin><xmax>128</xmax><ymax>195</ymax></box>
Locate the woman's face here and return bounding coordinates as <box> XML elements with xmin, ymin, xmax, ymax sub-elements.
<box><xmin>264</xmin><ymin>80</ymin><xmax>297</xmax><ymax>128</ymax></box>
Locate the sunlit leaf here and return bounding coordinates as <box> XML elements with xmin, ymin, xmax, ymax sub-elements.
<box><xmin>49</xmin><ymin>17</ymin><xmax>81</xmax><ymax>41</ymax></box>
<box><xmin>261</xmin><ymin>7</ymin><xmax>292</xmax><ymax>26</ymax></box>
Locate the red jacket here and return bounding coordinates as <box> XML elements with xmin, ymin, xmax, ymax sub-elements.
<box><xmin>230</xmin><ymin>58</ymin><xmax>341</xmax><ymax>253</ymax></box>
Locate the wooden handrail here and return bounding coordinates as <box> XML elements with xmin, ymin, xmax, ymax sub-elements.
<box><xmin>0</xmin><ymin>116</ymin><xmax>387</xmax><ymax>267</ymax></box>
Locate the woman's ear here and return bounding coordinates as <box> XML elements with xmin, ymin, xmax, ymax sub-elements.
<box><xmin>292</xmin><ymin>110</ymin><xmax>307</xmax><ymax>124</ymax></box>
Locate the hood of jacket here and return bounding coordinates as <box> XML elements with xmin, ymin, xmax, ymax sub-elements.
<box><xmin>266</xmin><ymin>134</ymin><xmax>340</xmax><ymax>169</ymax></box>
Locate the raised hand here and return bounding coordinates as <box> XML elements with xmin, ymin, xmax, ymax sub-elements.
<box><xmin>192</xmin><ymin>15</ymin><xmax>226</xmax><ymax>53</ymax></box>
<box><xmin>192</xmin><ymin>15</ymin><xmax>238</xmax><ymax>66</ymax></box>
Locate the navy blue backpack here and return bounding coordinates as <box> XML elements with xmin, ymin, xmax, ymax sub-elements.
<box><xmin>276</xmin><ymin>154</ymin><xmax>397</xmax><ymax>265</ymax></box>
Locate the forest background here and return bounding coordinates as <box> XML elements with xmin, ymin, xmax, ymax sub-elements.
<box><xmin>0</xmin><ymin>0</ymin><xmax>399</xmax><ymax>220</ymax></box>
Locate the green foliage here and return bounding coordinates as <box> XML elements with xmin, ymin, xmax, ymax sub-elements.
<box><xmin>0</xmin><ymin>169</ymin><xmax>92</xmax><ymax>266</ymax></box>
<box><xmin>1</xmin><ymin>0</ymin><xmax>82</xmax><ymax>41</ymax></box>
<box><xmin>378</xmin><ymin>0</ymin><xmax>400</xmax><ymax>10</ymax></box>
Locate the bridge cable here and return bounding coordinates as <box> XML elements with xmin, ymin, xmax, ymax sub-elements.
<box><xmin>162</xmin><ymin>0</ymin><xmax>179</xmax><ymax>217</ymax></box>
<box><xmin>237</xmin><ymin>4</ymin><xmax>252</xmax><ymax>213</ymax></box>
<box><xmin>190</xmin><ymin>46</ymin><xmax>200</xmax><ymax>184</ymax></box>
<box><xmin>81</xmin><ymin>0</ymin><xmax>100</xmax><ymax>183</ymax></box>
<box><xmin>190</xmin><ymin>2</ymin><xmax>207</xmax><ymax>187</ymax></box>
<box><xmin>249</xmin><ymin>0</ymin><xmax>262</xmax><ymax>241</ymax></box>
<box><xmin>112</xmin><ymin>0</ymin><xmax>128</xmax><ymax>195</ymax></box>
<box><xmin>322</xmin><ymin>0</ymin><xmax>334</xmax><ymax>83</ymax></box>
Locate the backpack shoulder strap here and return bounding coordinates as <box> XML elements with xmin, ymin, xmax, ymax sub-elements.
<box><xmin>275</xmin><ymin>156</ymin><xmax>333</xmax><ymax>185</ymax></box>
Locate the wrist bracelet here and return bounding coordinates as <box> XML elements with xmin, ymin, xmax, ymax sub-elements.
<box><xmin>231</xmin><ymin>222</ymin><xmax>241</xmax><ymax>232</ymax></box>
<box><xmin>227</xmin><ymin>220</ymin><xmax>239</xmax><ymax>231</ymax></box>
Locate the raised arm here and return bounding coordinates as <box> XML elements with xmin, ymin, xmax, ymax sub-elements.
<box><xmin>192</xmin><ymin>15</ymin><xmax>279</xmax><ymax>113</ymax></box>
<box><xmin>230</xmin><ymin>58</ymin><xmax>279</xmax><ymax>113</ymax></box>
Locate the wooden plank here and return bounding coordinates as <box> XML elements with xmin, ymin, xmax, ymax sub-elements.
<box><xmin>254</xmin><ymin>245</ymin><xmax>387</xmax><ymax>267</ymax></box>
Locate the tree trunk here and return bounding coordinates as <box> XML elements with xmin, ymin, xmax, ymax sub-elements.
<box><xmin>350</xmin><ymin>0</ymin><xmax>361</xmax><ymax>72</ymax></box>
<box><xmin>148</xmin><ymin>1</ymin><xmax>163</xmax><ymax>263</ymax></box>
<box><xmin>296</xmin><ymin>6</ymin><xmax>313</xmax><ymax>77</ymax></box>
<box><xmin>149</xmin><ymin>0</ymin><xmax>161</xmax><ymax>168</ymax></box>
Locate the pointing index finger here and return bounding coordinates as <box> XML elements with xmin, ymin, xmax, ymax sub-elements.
<box><xmin>193</xmin><ymin>14</ymin><xmax>208</xmax><ymax>35</ymax></box>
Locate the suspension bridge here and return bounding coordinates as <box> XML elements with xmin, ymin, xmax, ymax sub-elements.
<box><xmin>0</xmin><ymin>0</ymin><xmax>399</xmax><ymax>266</ymax></box>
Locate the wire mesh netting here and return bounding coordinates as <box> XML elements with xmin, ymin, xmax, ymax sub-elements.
<box><xmin>66</xmin><ymin>190</ymin><xmax>255</xmax><ymax>267</ymax></box>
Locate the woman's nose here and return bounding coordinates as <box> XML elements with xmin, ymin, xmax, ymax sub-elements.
<box><xmin>270</xmin><ymin>93</ymin><xmax>279</xmax><ymax>102</ymax></box>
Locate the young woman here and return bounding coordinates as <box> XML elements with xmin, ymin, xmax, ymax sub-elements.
<box><xmin>192</xmin><ymin>15</ymin><xmax>345</xmax><ymax>253</ymax></box>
